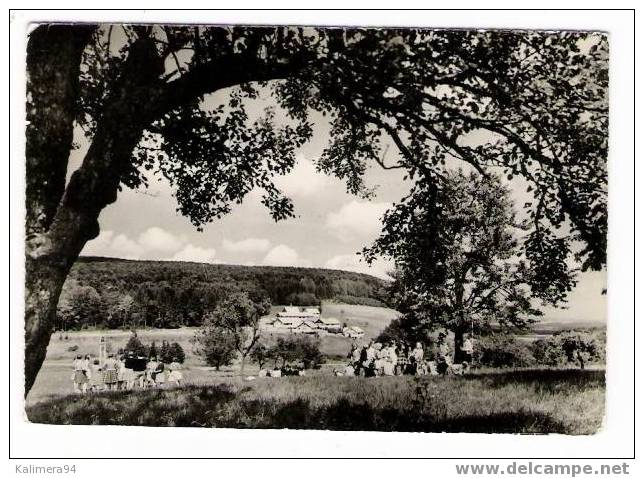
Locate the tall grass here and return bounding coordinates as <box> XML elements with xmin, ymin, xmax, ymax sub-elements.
<box><xmin>26</xmin><ymin>369</ymin><xmax>604</xmax><ymax>434</ymax></box>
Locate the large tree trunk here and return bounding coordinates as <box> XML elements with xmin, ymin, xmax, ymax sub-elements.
<box><xmin>24</xmin><ymin>25</ymin><xmax>95</xmax><ymax>395</ymax></box>
<box><xmin>24</xmin><ymin>27</ymin><xmax>163</xmax><ymax>396</ymax></box>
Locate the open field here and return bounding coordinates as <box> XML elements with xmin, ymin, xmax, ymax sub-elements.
<box><xmin>26</xmin><ymin>368</ymin><xmax>605</xmax><ymax>434</ymax></box>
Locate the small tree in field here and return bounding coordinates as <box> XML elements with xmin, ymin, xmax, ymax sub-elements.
<box><xmin>159</xmin><ymin>340</ymin><xmax>172</xmax><ymax>363</ymax></box>
<box><xmin>192</xmin><ymin>325</ymin><xmax>236</xmax><ymax>371</ymax></box>
<box><xmin>559</xmin><ymin>332</ymin><xmax>602</xmax><ymax>369</ymax></box>
<box><xmin>205</xmin><ymin>292</ymin><xmax>271</xmax><ymax>375</ymax></box>
<box><xmin>124</xmin><ymin>330</ymin><xmax>147</xmax><ymax>357</ymax></box>
<box><xmin>249</xmin><ymin>342</ymin><xmax>271</xmax><ymax>370</ymax></box>
<box><xmin>170</xmin><ymin>342</ymin><xmax>185</xmax><ymax>364</ymax></box>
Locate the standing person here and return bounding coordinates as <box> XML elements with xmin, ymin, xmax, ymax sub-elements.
<box><xmin>71</xmin><ymin>355</ymin><xmax>89</xmax><ymax>394</ymax></box>
<box><xmin>436</xmin><ymin>332</ymin><xmax>451</xmax><ymax>375</ymax></box>
<box><xmin>154</xmin><ymin>357</ymin><xmax>166</xmax><ymax>387</ymax></box>
<box><xmin>167</xmin><ymin>360</ymin><xmax>184</xmax><ymax>387</ymax></box>
<box><xmin>115</xmin><ymin>354</ymin><xmax>126</xmax><ymax>390</ymax></box>
<box><xmin>88</xmin><ymin>358</ymin><xmax>103</xmax><ymax>392</ymax></box>
<box><xmin>102</xmin><ymin>354</ymin><xmax>119</xmax><ymax>391</ymax></box>
<box><xmin>396</xmin><ymin>343</ymin><xmax>409</xmax><ymax>375</ymax></box>
<box><xmin>132</xmin><ymin>355</ymin><xmax>148</xmax><ymax>389</ymax></box>
<box><xmin>410</xmin><ymin>342</ymin><xmax>424</xmax><ymax>375</ymax></box>
<box><xmin>383</xmin><ymin>342</ymin><xmax>397</xmax><ymax>376</ymax></box>
<box><xmin>146</xmin><ymin>356</ymin><xmax>159</xmax><ymax>387</ymax></box>
<box><xmin>123</xmin><ymin>352</ymin><xmax>136</xmax><ymax>390</ymax></box>
<box><xmin>461</xmin><ymin>334</ymin><xmax>475</xmax><ymax>365</ymax></box>
<box><xmin>373</xmin><ymin>343</ymin><xmax>386</xmax><ymax>376</ymax></box>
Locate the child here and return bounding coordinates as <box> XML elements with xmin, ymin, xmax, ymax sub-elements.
<box><xmin>71</xmin><ymin>355</ymin><xmax>89</xmax><ymax>394</ymax></box>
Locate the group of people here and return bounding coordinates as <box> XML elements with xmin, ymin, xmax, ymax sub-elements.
<box><xmin>338</xmin><ymin>333</ymin><xmax>475</xmax><ymax>377</ymax></box>
<box><xmin>71</xmin><ymin>352</ymin><xmax>184</xmax><ymax>394</ymax></box>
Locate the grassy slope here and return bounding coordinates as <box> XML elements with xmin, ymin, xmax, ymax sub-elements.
<box><xmin>26</xmin><ymin>369</ymin><xmax>605</xmax><ymax>435</ymax></box>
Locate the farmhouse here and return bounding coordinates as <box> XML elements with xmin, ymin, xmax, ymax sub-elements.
<box><xmin>277</xmin><ymin>306</ymin><xmax>320</xmax><ymax>320</ymax></box>
<box><xmin>343</xmin><ymin>326</ymin><xmax>365</xmax><ymax>338</ymax></box>
<box><xmin>315</xmin><ymin>317</ymin><xmax>342</xmax><ymax>333</ymax></box>
<box><xmin>293</xmin><ymin>321</ymin><xmax>318</xmax><ymax>334</ymax></box>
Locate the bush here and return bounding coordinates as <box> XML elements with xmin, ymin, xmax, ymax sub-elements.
<box><xmin>476</xmin><ymin>335</ymin><xmax>534</xmax><ymax>368</ymax></box>
<box><xmin>123</xmin><ymin>331</ymin><xmax>147</xmax><ymax>357</ymax></box>
<box><xmin>531</xmin><ymin>331</ymin><xmax>604</xmax><ymax>369</ymax></box>
<box><xmin>270</xmin><ymin>336</ymin><xmax>326</xmax><ymax>369</ymax></box>
<box><xmin>170</xmin><ymin>342</ymin><xmax>185</xmax><ymax>363</ymax></box>
<box><xmin>67</xmin><ymin>345</ymin><xmax>79</xmax><ymax>352</ymax></box>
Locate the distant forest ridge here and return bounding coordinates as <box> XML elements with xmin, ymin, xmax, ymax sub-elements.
<box><xmin>57</xmin><ymin>256</ymin><xmax>389</xmax><ymax>330</ymax></box>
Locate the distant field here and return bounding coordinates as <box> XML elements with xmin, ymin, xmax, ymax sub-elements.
<box><xmin>26</xmin><ymin>368</ymin><xmax>605</xmax><ymax>434</ymax></box>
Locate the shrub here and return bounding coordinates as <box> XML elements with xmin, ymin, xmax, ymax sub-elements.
<box><xmin>123</xmin><ymin>331</ymin><xmax>147</xmax><ymax>357</ymax></box>
<box><xmin>476</xmin><ymin>335</ymin><xmax>534</xmax><ymax>368</ymax></box>
<box><xmin>531</xmin><ymin>331</ymin><xmax>604</xmax><ymax>369</ymax></box>
<box><xmin>170</xmin><ymin>342</ymin><xmax>185</xmax><ymax>363</ymax></box>
<box><xmin>269</xmin><ymin>336</ymin><xmax>326</xmax><ymax>369</ymax></box>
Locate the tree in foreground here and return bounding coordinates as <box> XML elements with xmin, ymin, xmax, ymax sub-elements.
<box><xmin>365</xmin><ymin>170</ymin><xmax>576</xmax><ymax>363</ymax></box>
<box><xmin>25</xmin><ymin>24</ymin><xmax>606</xmax><ymax>394</ymax></box>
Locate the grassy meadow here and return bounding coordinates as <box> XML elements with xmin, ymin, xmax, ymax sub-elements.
<box><xmin>27</xmin><ymin>302</ymin><xmax>605</xmax><ymax>434</ymax></box>
<box><xmin>26</xmin><ymin>369</ymin><xmax>605</xmax><ymax>434</ymax></box>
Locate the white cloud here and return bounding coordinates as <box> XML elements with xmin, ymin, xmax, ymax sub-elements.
<box><xmin>222</xmin><ymin>237</ymin><xmax>271</xmax><ymax>253</ymax></box>
<box><xmin>81</xmin><ymin>230</ymin><xmax>115</xmax><ymax>256</ymax></box>
<box><xmin>262</xmin><ymin>244</ymin><xmax>311</xmax><ymax>267</ymax></box>
<box><xmin>325</xmin><ymin>254</ymin><xmax>393</xmax><ymax>280</ymax></box>
<box><xmin>137</xmin><ymin>226</ymin><xmax>185</xmax><ymax>252</ymax></box>
<box><xmin>81</xmin><ymin>227</ymin><xmax>215</xmax><ymax>263</ymax></box>
<box><xmin>82</xmin><ymin>230</ymin><xmax>144</xmax><ymax>260</ymax></box>
<box><xmin>171</xmin><ymin>244</ymin><xmax>217</xmax><ymax>264</ymax></box>
<box><xmin>273</xmin><ymin>154</ymin><xmax>331</xmax><ymax>197</ymax></box>
<box><xmin>325</xmin><ymin>200</ymin><xmax>390</xmax><ymax>240</ymax></box>
<box><xmin>110</xmin><ymin>233</ymin><xmax>145</xmax><ymax>259</ymax></box>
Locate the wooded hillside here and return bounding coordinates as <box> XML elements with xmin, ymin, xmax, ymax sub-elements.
<box><xmin>56</xmin><ymin>257</ymin><xmax>389</xmax><ymax>330</ymax></box>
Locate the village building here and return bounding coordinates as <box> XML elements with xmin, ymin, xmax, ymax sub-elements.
<box><xmin>277</xmin><ymin>306</ymin><xmax>320</xmax><ymax>321</ymax></box>
<box><xmin>293</xmin><ymin>321</ymin><xmax>318</xmax><ymax>334</ymax></box>
<box><xmin>315</xmin><ymin>317</ymin><xmax>342</xmax><ymax>333</ymax></box>
<box><xmin>343</xmin><ymin>326</ymin><xmax>365</xmax><ymax>338</ymax></box>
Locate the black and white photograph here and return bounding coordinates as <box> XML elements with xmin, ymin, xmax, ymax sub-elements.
<box><xmin>7</xmin><ymin>7</ymin><xmax>638</xmax><ymax>467</ymax></box>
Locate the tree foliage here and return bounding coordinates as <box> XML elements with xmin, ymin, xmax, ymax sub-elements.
<box><xmin>531</xmin><ymin>331</ymin><xmax>604</xmax><ymax>369</ymax></box>
<box><xmin>70</xmin><ymin>26</ymin><xmax>606</xmax><ymax>270</ymax></box>
<box><xmin>365</xmin><ymin>170</ymin><xmax>575</xmax><ymax>356</ymax></box>
<box><xmin>191</xmin><ymin>322</ymin><xmax>237</xmax><ymax>370</ymax></box>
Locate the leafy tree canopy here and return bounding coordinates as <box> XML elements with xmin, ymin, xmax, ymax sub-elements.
<box><xmin>74</xmin><ymin>25</ymin><xmax>607</xmax><ymax>269</ymax></box>
<box><xmin>364</xmin><ymin>170</ymin><xmax>577</xmax><ymax>346</ymax></box>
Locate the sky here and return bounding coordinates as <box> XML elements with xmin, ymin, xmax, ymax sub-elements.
<box><xmin>74</xmin><ymin>94</ymin><xmax>606</xmax><ymax>325</ymax></box>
